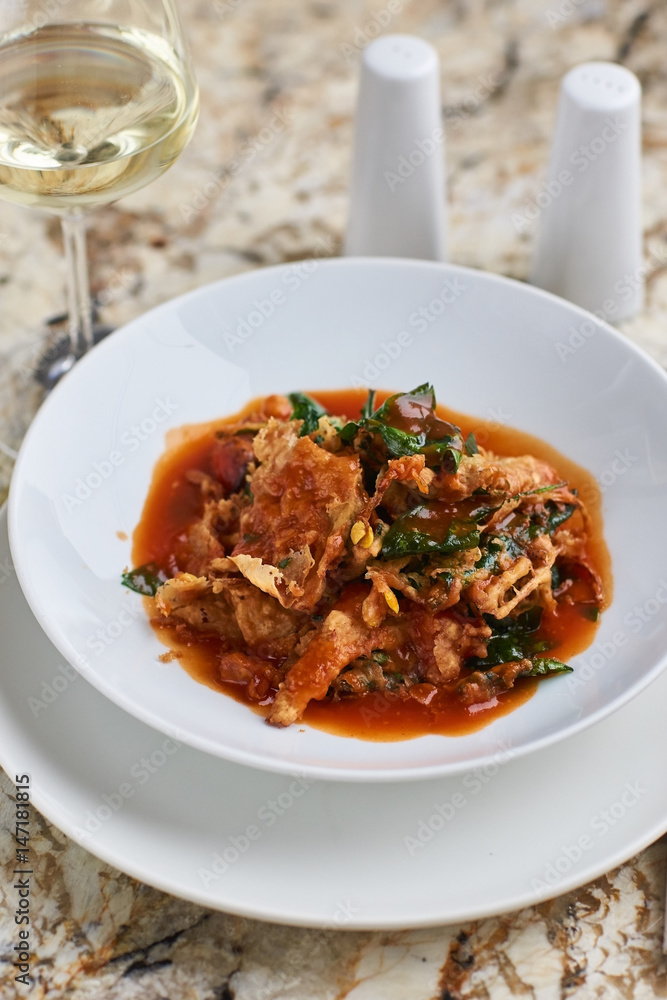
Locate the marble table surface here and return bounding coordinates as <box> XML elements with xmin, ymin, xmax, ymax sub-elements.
<box><xmin>2</xmin><ymin>0</ymin><xmax>667</xmax><ymax>996</ymax></box>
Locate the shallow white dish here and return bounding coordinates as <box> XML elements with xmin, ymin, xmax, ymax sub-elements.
<box><xmin>1</xmin><ymin>504</ymin><xmax>666</xmax><ymax>929</ymax></box>
<box><xmin>9</xmin><ymin>257</ymin><xmax>667</xmax><ymax>781</ymax></box>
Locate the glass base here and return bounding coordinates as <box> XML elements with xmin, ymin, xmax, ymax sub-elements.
<box><xmin>35</xmin><ymin>314</ymin><xmax>114</xmax><ymax>390</ymax></box>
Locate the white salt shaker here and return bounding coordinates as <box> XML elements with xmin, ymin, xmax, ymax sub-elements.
<box><xmin>530</xmin><ymin>62</ymin><xmax>643</xmax><ymax>323</ymax></box>
<box><xmin>344</xmin><ymin>34</ymin><xmax>447</xmax><ymax>261</ymax></box>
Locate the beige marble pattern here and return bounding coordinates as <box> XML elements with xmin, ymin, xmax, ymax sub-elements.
<box><xmin>0</xmin><ymin>763</ymin><xmax>665</xmax><ymax>999</ymax></box>
<box><xmin>2</xmin><ymin>0</ymin><xmax>667</xmax><ymax>995</ymax></box>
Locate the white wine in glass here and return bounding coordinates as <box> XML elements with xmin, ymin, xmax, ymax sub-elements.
<box><xmin>0</xmin><ymin>2</ymin><xmax>199</xmax><ymax>381</ymax></box>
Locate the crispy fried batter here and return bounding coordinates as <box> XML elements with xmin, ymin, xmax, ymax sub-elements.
<box><xmin>218</xmin><ymin>651</ymin><xmax>283</xmax><ymax>701</ymax></box>
<box><xmin>268</xmin><ymin>588</ymin><xmax>407</xmax><ymax>727</ymax></box>
<box><xmin>146</xmin><ymin>388</ymin><xmax>602</xmax><ymax>726</ymax></box>
<box><xmin>434</xmin><ymin>450</ymin><xmax>561</xmax><ymax>500</ymax></box>
<box><xmin>409</xmin><ymin>609</ymin><xmax>492</xmax><ymax>685</ymax></box>
<box><xmin>457</xmin><ymin>660</ymin><xmax>532</xmax><ymax>706</ymax></box>
<box><xmin>231</xmin><ymin>419</ymin><xmax>364</xmax><ymax>611</ymax></box>
<box><xmin>222</xmin><ymin>579</ymin><xmax>310</xmax><ymax>659</ymax></box>
<box><xmin>361</xmin><ymin>454</ymin><xmax>434</xmax><ymax>521</ymax></box>
<box><xmin>466</xmin><ymin>534</ymin><xmax>558</xmax><ymax>619</ymax></box>
<box><xmin>155</xmin><ymin>574</ymin><xmax>244</xmax><ymax>640</ymax></box>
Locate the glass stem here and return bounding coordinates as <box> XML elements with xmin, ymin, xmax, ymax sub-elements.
<box><xmin>61</xmin><ymin>210</ymin><xmax>94</xmax><ymax>357</ymax></box>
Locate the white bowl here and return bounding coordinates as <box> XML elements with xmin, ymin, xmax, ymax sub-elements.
<box><xmin>9</xmin><ymin>258</ymin><xmax>667</xmax><ymax>781</ymax></box>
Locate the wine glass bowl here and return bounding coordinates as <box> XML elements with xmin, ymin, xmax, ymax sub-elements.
<box><xmin>0</xmin><ymin>22</ymin><xmax>198</xmax><ymax>211</ymax></box>
<box><xmin>0</xmin><ymin>0</ymin><xmax>198</xmax><ymax>375</ymax></box>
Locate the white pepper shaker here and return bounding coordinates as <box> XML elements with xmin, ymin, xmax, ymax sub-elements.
<box><xmin>344</xmin><ymin>34</ymin><xmax>447</xmax><ymax>261</ymax></box>
<box><xmin>530</xmin><ymin>62</ymin><xmax>643</xmax><ymax>323</ymax></box>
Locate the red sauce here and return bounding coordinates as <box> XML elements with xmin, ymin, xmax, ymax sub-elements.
<box><xmin>132</xmin><ymin>389</ymin><xmax>612</xmax><ymax>741</ymax></box>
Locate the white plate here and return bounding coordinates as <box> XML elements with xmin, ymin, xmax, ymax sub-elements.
<box><xmin>1</xmin><ymin>503</ymin><xmax>666</xmax><ymax>929</ymax></box>
<box><xmin>9</xmin><ymin>258</ymin><xmax>667</xmax><ymax>780</ymax></box>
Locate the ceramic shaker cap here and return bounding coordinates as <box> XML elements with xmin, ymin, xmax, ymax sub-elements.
<box><xmin>530</xmin><ymin>62</ymin><xmax>643</xmax><ymax>323</ymax></box>
<box><xmin>344</xmin><ymin>34</ymin><xmax>447</xmax><ymax>261</ymax></box>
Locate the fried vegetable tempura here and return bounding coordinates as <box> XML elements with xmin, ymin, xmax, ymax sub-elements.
<box><xmin>123</xmin><ymin>385</ymin><xmax>603</xmax><ymax>727</ymax></box>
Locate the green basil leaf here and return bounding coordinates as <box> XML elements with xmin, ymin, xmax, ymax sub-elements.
<box><xmin>514</xmin><ymin>481</ymin><xmax>568</xmax><ymax>498</ymax></box>
<box><xmin>544</xmin><ymin>501</ymin><xmax>576</xmax><ymax>534</ymax></box>
<box><xmin>288</xmin><ymin>392</ymin><xmax>327</xmax><ymax>436</ymax></box>
<box><xmin>121</xmin><ymin>562</ymin><xmax>168</xmax><ymax>597</ymax></box>
<box><xmin>475</xmin><ymin>534</ymin><xmax>525</xmax><ymax>573</ymax></box>
<box><xmin>477</xmin><ymin>635</ymin><xmax>527</xmax><ymax>666</ymax></box>
<box><xmin>338</xmin><ymin>421</ymin><xmax>359</xmax><ymax>442</ymax></box>
<box><xmin>525</xmin><ymin>657</ymin><xmax>572</xmax><ymax>676</ymax></box>
<box><xmin>436</xmin><ymin>445</ymin><xmax>463</xmax><ymax>474</ymax></box>
<box><xmin>373</xmin><ymin>423</ymin><xmax>427</xmax><ymax>458</ymax></box>
<box><xmin>371</xmin><ymin>383</ymin><xmax>436</xmax><ymax>424</ymax></box>
<box><xmin>474</xmin><ymin>541</ymin><xmax>503</xmax><ymax>573</ymax></box>
<box><xmin>487</xmin><ymin>606</ymin><xmax>543</xmax><ymax>636</ymax></box>
<box><xmin>381</xmin><ymin>512</ymin><xmax>480</xmax><ymax>560</ymax></box>
<box><xmin>357</xmin><ymin>384</ymin><xmax>466</xmax><ymax>469</ymax></box>
<box><xmin>361</xmin><ymin>389</ymin><xmax>376</xmax><ymax>420</ymax></box>
<box><xmin>464</xmin><ymin>431</ymin><xmax>479</xmax><ymax>456</ymax></box>
<box><xmin>467</xmin><ymin>607</ymin><xmax>546</xmax><ymax>668</ymax></box>
<box><xmin>406</xmin><ymin>381</ymin><xmax>436</xmax><ymax>403</ymax></box>
<box><xmin>581</xmin><ymin>605</ymin><xmax>600</xmax><ymax>622</ymax></box>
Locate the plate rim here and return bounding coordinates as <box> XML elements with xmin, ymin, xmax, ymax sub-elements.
<box><xmin>9</xmin><ymin>256</ymin><xmax>667</xmax><ymax>782</ymax></box>
<box><xmin>2</xmin><ymin>503</ymin><xmax>667</xmax><ymax>929</ymax></box>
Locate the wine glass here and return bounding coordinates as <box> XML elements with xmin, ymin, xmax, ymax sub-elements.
<box><xmin>0</xmin><ymin>0</ymin><xmax>199</xmax><ymax>384</ymax></box>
